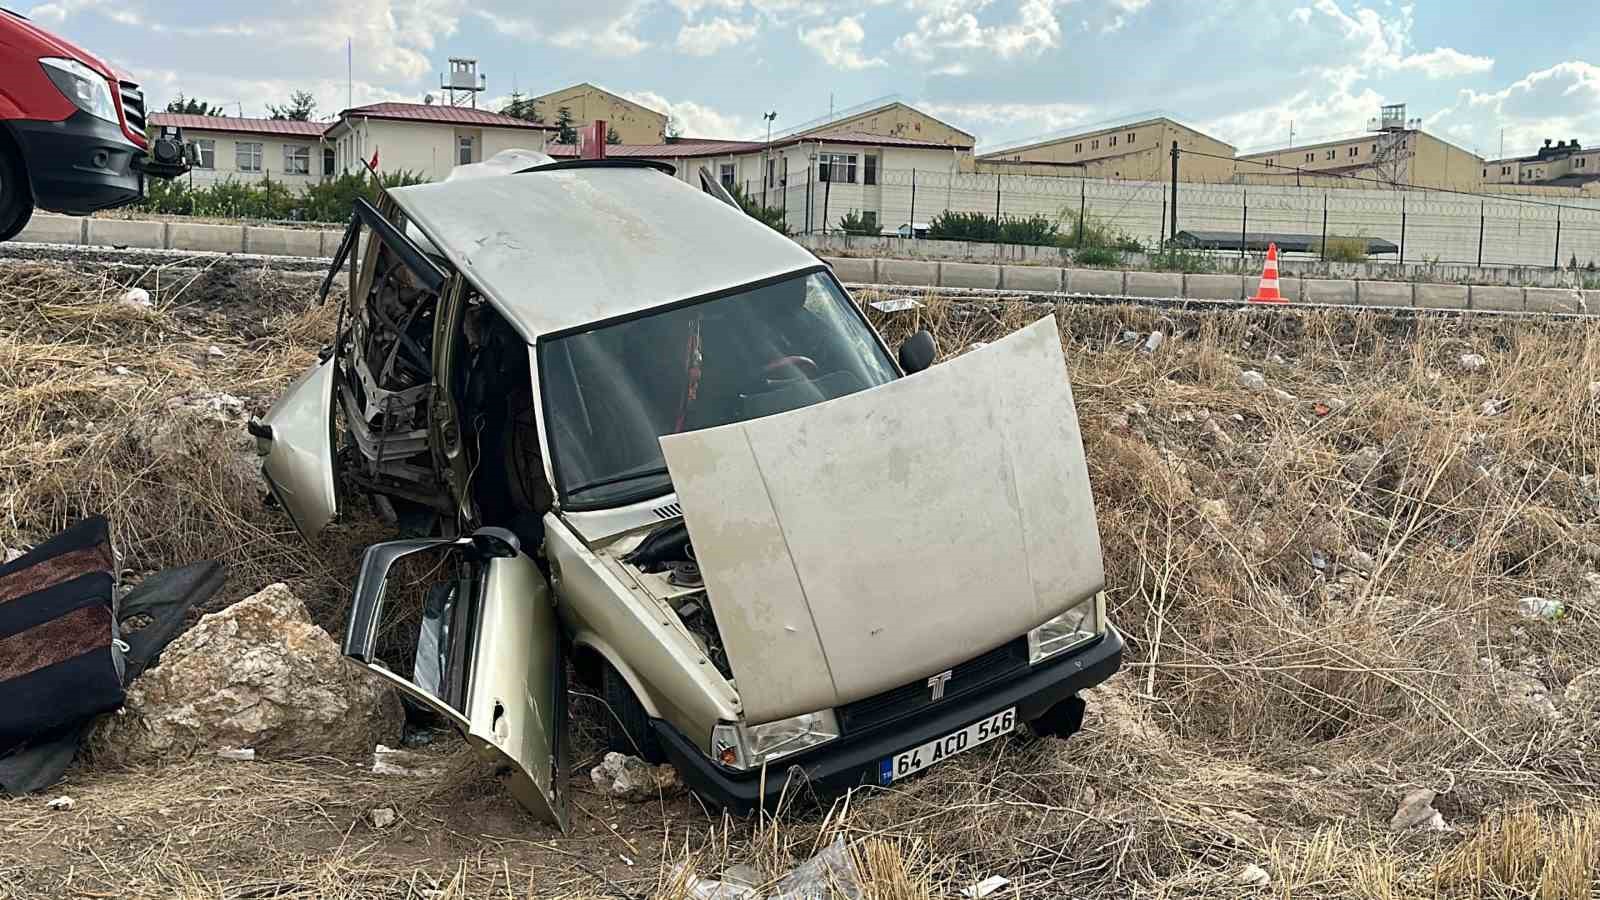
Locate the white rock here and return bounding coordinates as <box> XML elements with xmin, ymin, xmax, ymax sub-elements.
<box><xmin>46</xmin><ymin>796</ymin><xmax>75</xmax><ymax>811</ymax></box>
<box><xmin>589</xmin><ymin>751</ymin><xmax>683</xmax><ymax>801</ymax></box>
<box><xmin>113</xmin><ymin>365</ymin><xmax>133</xmax><ymax>376</ymax></box>
<box><xmin>1482</xmin><ymin>398</ymin><xmax>1508</xmax><ymax>416</ymax></box>
<box><xmin>207</xmin><ymin>345</ymin><xmax>227</xmax><ymax>358</ymax></box>
<box><xmin>962</xmin><ymin>876</ymin><xmax>1011</xmax><ymax>898</ymax></box>
<box><xmin>119</xmin><ymin>287</ymin><xmax>152</xmax><ymax>309</ymax></box>
<box><xmin>1390</xmin><ymin>788</ymin><xmax>1441</xmax><ymax>831</ymax></box>
<box><xmin>1234</xmin><ymin>864</ymin><xmax>1271</xmax><ymax>886</ymax></box>
<box><xmin>1141</xmin><ymin>331</ymin><xmax>1165</xmax><ymax>353</ymax></box>
<box><xmin>90</xmin><ymin>583</ymin><xmax>403</xmax><ymax>763</ymax></box>
<box><xmin>1268</xmin><ymin>353</ymin><xmax>1286</xmax><ymax>365</ymax></box>
<box><xmin>216</xmin><ymin>747</ymin><xmax>255</xmax><ymax>762</ymax></box>
<box><xmin>1459</xmin><ymin>353</ymin><xmax>1487</xmax><ymax>371</ymax></box>
<box><xmin>1271</xmin><ymin>388</ymin><xmax>1297</xmax><ymax>405</ymax></box>
<box><xmin>371</xmin><ymin>744</ymin><xmax>446</xmax><ymax>778</ymax></box>
<box><xmin>1239</xmin><ymin>370</ymin><xmax>1269</xmax><ymax>392</ymax></box>
<box><xmin>368</xmin><ymin>807</ymin><xmax>397</xmax><ymax>829</ymax></box>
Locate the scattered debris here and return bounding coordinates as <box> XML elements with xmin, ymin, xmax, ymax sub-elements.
<box><xmin>372</xmin><ymin>744</ymin><xmax>446</xmax><ymax>778</ymax></box>
<box><xmin>45</xmin><ymin>796</ymin><xmax>75</xmax><ymax>811</ymax></box>
<box><xmin>1459</xmin><ymin>353</ymin><xmax>1487</xmax><ymax>371</ymax></box>
<box><xmin>113</xmin><ymin>365</ymin><xmax>133</xmax><ymax>376</ymax></box>
<box><xmin>91</xmin><ymin>583</ymin><xmax>404</xmax><ymax>764</ymax></box>
<box><xmin>216</xmin><ymin>747</ymin><xmax>255</xmax><ymax>762</ymax></box>
<box><xmin>1310</xmin><ymin>550</ymin><xmax>1329</xmax><ymax>571</ymax></box>
<box><xmin>1482</xmin><ymin>398</ymin><xmax>1509</xmax><ymax>416</ymax></box>
<box><xmin>1234</xmin><ymin>864</ymin><xmax>1271</xmax><ymax>886</ymax></box>
<box><xmin>1238</xmin><ymin>370</ymin><xmax>1268</xmax><ymax>392</ymax></box>
<box><xmin>672</xmin><ymin>863</ymin><xmax>761</xmax><ymax>900</ymax></box>
<box><xmin>962</xmin><ymin>875</ymin><xmax>1011</xmax><ymax>898</ymax></box>
<box><xmin>368</xmin><ymin>807</ymin><xmax>397</xmax><ymax>830</ymax></box>
<box><xmin>1117</xmin><ymin>329</ymin><xmax>1139</xmax><ymax>344</ymax></box>
<box><xmin>1268</xmin><ymin>353</ymin><xmax>1286</xmax><ymax>365</ymax></box>
<box><xmin>118</xmin><ymin>287</ymin><xmax>152</xmax><ymax>309</ymax></box>
<box><xmin>769</xmin><ymin>835</ymin><xmax>863</xmax><ymax>900</ymax></box>
<box><xmin>207</xmin><ymin>345</ymin><xmax>227</xmax><ymax>359</ymax></box>
<box><xmin>589</xmin><ymin>751</ymin><xmax>683</xmax><ymax>801</ymax></box>
<box><xmin>1271</xmin><ymin>388</ymin><xmax>1297</xmax><ymax>406</ymax></box>
<box><xmin>2</xmin><ymin>546</ymin><xmax>22</xmax><ymax>565</ymax></box>
<box><xmin>867</xmin><ymin>298</ymin><xmax>921</xmax><ymax>314</ymax></box>
<box><xmin>1141</xmin><ymin>331</ymin><xmax>1165</xmax><ymax>353</ymax></box>
<box><xmin>1390</xmin><ymin>788</ymin><xmax>1447</xmax><ymax>831</ymax></box>
<box><xmin>1519</xmin><ymin>597</ymin><xmax>1566</xmax><ymax>621</ymax></box>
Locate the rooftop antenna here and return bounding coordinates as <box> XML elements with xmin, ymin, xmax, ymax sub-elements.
<box><xmin>346</xmin><ymin>37</ymin><xmax>352</xmax><ymax>111</ymax></box>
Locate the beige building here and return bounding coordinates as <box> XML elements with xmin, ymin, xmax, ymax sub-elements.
<box><xmin>974</xmin><ymin>117</ymin><xmax>1237</xmax><ymax>182</ymax></box>
<box><xmin>527</xmin><ymin>83</ymin><xmax>667</xmax><ymax>144</ymax></box>
<box><xmin>1483</xmin><ymin>138</ymin><xmax>1600</xmax><ymax>189</ymax></box>
<box><xmin>147</xmin><ymin>114</ymin><xmax>331</xmax><ymax>188</ymax></box>
<box><xmin>1234</xmin><ymin>105</ymin><xmax>1482</xmax><ymax>190</ymax></box>
<box><xmin>325</xmin><ymin>103</ymin><xmax>554</xmax><ymax>181</ymax></box>
<box><xmin>792</xmin><ymin>101</ymin><xmax>976</xmax><ymax>154</ymax></box>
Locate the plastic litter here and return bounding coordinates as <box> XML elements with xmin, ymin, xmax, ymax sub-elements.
<box><xmin>962</xmin><ymin>875</ymin><xmax>1011</xmax><ymax>898</ymax></box>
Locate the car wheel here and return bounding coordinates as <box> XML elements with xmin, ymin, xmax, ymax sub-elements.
<box><xmin>603</xmin><ymin>661</ymin><xmax>665</xmax><ymax>763</ymax></box>
<box><xmin>0</xmin><ymin>144</ymin><xmax>34</xmax><ymax>243</ymax></box>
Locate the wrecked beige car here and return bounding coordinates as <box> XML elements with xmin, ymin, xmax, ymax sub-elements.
<box><xmin>250</xmin><ymin>150</ymin><xmax>1123</xmax><ymax>831</ymax></box>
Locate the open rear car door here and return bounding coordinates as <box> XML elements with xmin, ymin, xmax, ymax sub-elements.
<box><xmin>342</xmin><ymin>527</ymin><xmax>568</xmax><ymax>831</ymax></box>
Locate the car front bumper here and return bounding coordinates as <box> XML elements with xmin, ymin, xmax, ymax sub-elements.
<box><xmin>7</xmin><ymin>111</ymin><xmax>146</xmax><ymax>215</ymax></box>
<box><xmin>652</xmin><ymin>624</ymin><xmax>1124</xmax><ymax>815</ymax></box>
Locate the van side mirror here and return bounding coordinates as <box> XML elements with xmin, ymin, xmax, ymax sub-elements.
<box><xmin>898</xmin><ymin>330</ymin><xmax>937</xmax><ymax>374</ymax></box>
<box><xmin>469</xmin><ymin>527</ymin><xmax>521</xmax><ymax>559</ymax></box>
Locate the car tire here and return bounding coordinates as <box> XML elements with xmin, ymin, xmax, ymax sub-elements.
<box><xmin>603</xmin><ymin>661</ymin><xmax>665</xmax><ymax>763</ymax></box>
<box><xmin>0</xmin><ymin>144</ymin><xmax>33</xmax><ymax>243</ymax></box>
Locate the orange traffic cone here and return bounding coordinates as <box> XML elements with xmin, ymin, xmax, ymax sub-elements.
<box><xmin>1248</xmin><ymin>242</ymin><xmax>1287</xmax><ymax>304</ymax></box>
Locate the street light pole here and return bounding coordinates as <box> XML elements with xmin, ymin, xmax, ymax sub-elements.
<box><xmin>763</xmin><ymin>110</ymin><xmax>777</xmax><ymax>207</ymax></box>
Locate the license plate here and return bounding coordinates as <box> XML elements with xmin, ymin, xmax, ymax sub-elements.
<box><xmin>879</xmin><ymin>707</ymin><xmax>1016</xmax><ymax>785</ymax></box>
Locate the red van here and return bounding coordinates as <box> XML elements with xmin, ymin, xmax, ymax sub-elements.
<box><xmin>0</xmin><ymin>7</ymin><xmax>190</xmax><ymax>240</ymax></box>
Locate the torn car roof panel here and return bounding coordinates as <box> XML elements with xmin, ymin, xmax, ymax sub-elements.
<box><xmin>387</xmin><ymin>166</ymin><xmax>821</xmax><ymax>342</ymax></box>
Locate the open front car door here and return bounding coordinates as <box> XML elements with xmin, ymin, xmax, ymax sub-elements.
<box><xmin>342</xmin><ymin>527</ymin><xmax>568</xmax><ymax>831</ymax></box>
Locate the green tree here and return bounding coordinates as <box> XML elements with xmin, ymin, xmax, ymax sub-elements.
<box><xmin>268</xmin><ymin>90</ymin><xmax>318</xmax><ymax>121</ymax></box>
<box><xmin>164</xmin><ymin>93</ymin><xmax>225</xmax><ymax>115</ymax></box>
<box><xmin>499</xmin><ymin>91</ymin><xmax>544</xmax><ymax>123</ymax></box>
<box><xmin>837</xmin><ymin>209</ymin><xmax>880</xmax><ymax>236</ymax></box>
<box><xmin>606</xmin><ymin>125</ymin><xmax>621</xmax><ymax>145</ymax></box>
<box><xmin>729</xmin><ymin>183</ymin><xmax>788</xmax><ymax>236</ymax></box>
<box><xmin>552</xmin><ymin>106</ymin><xmax>576</xmax><ymax>144</ymax></box>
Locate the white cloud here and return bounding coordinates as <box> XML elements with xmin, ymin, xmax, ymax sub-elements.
<box><xmin>1108</xmin><ymin>0</ymin><xmax>1149</xmax><ymax>9</ymax></box>
<box><xmin>676</xmin><ymin>17</ymin><xmax>759</xmax><ymax>55</ymax></box>
<box><xmin>896</xmin><ymin>0</ymin><xmax>1064</xmax><ymax>61</ymax></box>
<box><xmin>1288</xmin><ymin>6</ymin><xmax>1311</xmax><ymax>23</ymax></box>
<box><xmin>1435</xmin><ymin>61</ymin><xmax>1600</xmax><ymax>157</ymax></box>
<box><xmin>620</xmin><ymin>89</ymin><xmax>750</xmax><ymax>139</ymax></box>
<box><xmin>476</xmin><ymin>3</ymin><xmax>651</xmax><ymax>56</ymax></box>
<box><xmin>137</xmin><ymin>69</ymin><xmax>418</xmax><ymax>121</ymax></box>
<box><xmin>1398</xmin><ymin>47</ymin><xmax>1495</xmax><ymax>79</ymax></box>
<box><xmin>798</xmin><ymin>17</ymin><xmax>886</xmax><ymax>69</ymax></box>
<box><xmin>1307</xmin><ymin>0</ymin><xmax>1492</xmax><ymax>80</ymax></box>
<box><xmin>920</xmin><ymin>101</ymin><xmax>1096</xmax><ymax>147</ymax></box>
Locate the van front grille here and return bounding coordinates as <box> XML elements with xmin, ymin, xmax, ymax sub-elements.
<box><xmin>835</xmin><ymin>637</ymin><xmax>1029</xmax><ymax>734</ymax></box>
<box><xmin>119</xmin><ymin>83</ymin><xmax>146</xmax><ymax>133</ymax></box>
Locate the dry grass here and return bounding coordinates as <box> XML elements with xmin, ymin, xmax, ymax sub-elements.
<box><xmin>3</xmin><ymin>265</ymin><xmax>1600</xmax><ymax>897</ymax></box>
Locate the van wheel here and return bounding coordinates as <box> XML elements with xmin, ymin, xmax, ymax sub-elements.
<box><xmin>0</xmin><ymin>145</ymin><xmax>33</xmax><ymax>242</ymax></box>
<box><xmin>603</xmin><ymin>662</ymin><xmax>665</xmax><ymax>763</ymax></box>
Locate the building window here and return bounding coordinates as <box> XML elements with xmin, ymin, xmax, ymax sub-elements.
<box><xmin>1305</xmin><ymin>152</ymin><xmax>1314</xmax><ymax>162</ymax></box>
<box><xmin>1482</xmin><ymin>168</ymin><xmax>1488</xmax><ymax>177</ymax></box>
<box><xmin>1372</xmin><ymin>144</ymin><xmax>1377</xmax><ymax>153</ymax></box>
<box><xmin>1091</xmin><ymin>139</ymin><xmax>1099</xmax><ymax>150</ymax></box>
<box><xmin>283</xmin><ymin>145</ymin><xmax>311</xmax><ymax>175</ymax></box>
<box><xmin>236</xmin><ymin>141</ymin><xmax>263</xmax><ymax>173</ymax></box>
<box><xmin>457</xmin><ymin>136</ymin><xmax>474</xmax><ymax>165</ymax></box>
<box><xmin>1109</xmin><ymin>135</ymin><xmax>1117</xmax><ymax>147</ymax></box>
<box><xmin>818</xmin><ymin>152</ymin><xmax>856</xmax><ymax>183</ymax></box>
<box><xmin>864</xmin><ymin>154</ymin><xmax>878</xmax><ymax>186</ymax></box>
<box><xmin>324</xmin><ymin>147</ymin><xmax>335</xmax><ymax>176</ymax></box>
<box><xmin>1127</xmin><ymin>132</ymin><xmax>1135</xmax><ymax>143</ymax></box>
<box><xmin>1579</xmin><ymin>157</ymin><xmax>1589</xmax><ymax>168</ymax></box>
<box><xmin>767</xmin><ymin>157</ymin><xmax>776</xmax><ymax>187</ymax></box>
<box><xmin>720</xmin><ymin>163</ymin><xmax>735</xmax><ymax>189</ymax></box>
<box><xmin>1074</xmin><ymin>142</ymin><xmax>1082</xmax><ymax>153</ymax></box>
<box><xmin>193</xmin><ymin>139</ymin><xmax>215</xmax><ymax>169</ymax></box>
<box><xmin>1502</xmin><ymin>166</ymin><xmax>1510</xmax><ymax>175</ymax></box>
<box><xmin>1348</xmin><ymin>146</ymin><xmax>1358</xmax><ymax>157</ymax></box>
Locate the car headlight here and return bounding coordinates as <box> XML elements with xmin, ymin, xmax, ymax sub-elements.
<box><xmin>1028</xmin><ymin>592</ymin><xmax>1103</xmax><ymax>664</ymax></box>
<box><xmin>40</xmin><ymin>58</ymin><xmax>119</xmax><ymax>124</ymax></box>
<box><xmin>711</xmin><ymin>709</ymin><xmax>840</xmax><ymax>770</ymax></box>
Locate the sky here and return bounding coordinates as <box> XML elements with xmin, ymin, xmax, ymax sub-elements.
<box><xmin>21</xmin><ymin>0</ymin><xmax>1600</xmax><ymax>159</ymax></box>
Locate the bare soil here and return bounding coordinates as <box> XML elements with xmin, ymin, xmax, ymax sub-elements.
<box><xmin>2</xmin><ymin>262</ymin><xmax>1599</xmax><ymax>898</ymax></box>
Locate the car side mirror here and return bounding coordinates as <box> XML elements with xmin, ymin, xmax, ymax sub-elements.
<box><xmin>468</xmin><ymin>526</ymin><xmax>521</xmax><ymax>560</ymax></box>
<box><xmin>898</xmin><ymin>330</ymin><xmax>937</xmax><ymax>374</ymax></box>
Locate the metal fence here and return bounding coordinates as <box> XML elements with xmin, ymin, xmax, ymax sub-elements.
<box><xmin>751</xmin><ymin>163</ymin><xmax>1600</xmax><ymax>271</ymax></box>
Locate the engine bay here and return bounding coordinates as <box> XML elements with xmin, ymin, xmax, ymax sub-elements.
<box><xmin>612</xmin><ymin>520</ymin><xmax>732</xmax><ymax>680</ymax></box>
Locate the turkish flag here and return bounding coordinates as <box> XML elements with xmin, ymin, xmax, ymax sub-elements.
<box><xmin>367</xmin><ymin>147</ymin><xmax>379</xmax><ymax>171</ymax></box>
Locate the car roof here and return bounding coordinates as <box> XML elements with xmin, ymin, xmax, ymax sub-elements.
<box><xmin>388</xmin><ymin>161</ymin><xmax>822</xmax><ymax>342</ymax></box>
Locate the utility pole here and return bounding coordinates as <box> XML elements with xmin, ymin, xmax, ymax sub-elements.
<box><xmin>1169</xmin><ymin>141</ymin><xmax>1179</xmax><ymax>243</ymax></box>
<box><xmin>1288</xmin><ymin>119</ymin><xmax>1294</xmax><ymax>149</ymax></box>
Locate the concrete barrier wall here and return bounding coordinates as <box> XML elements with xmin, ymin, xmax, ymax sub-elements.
<box><xmin>826</xmin><ymin>257</ymin><xmax>1592</xmax><ymax>315</ymax></box>
<box><xmin>17</xmin><ymin>212</ymin><xmax>341</xmax><ymax>258</ymax></box>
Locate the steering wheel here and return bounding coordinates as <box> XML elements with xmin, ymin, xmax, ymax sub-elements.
<box><xmin>763</xmin><ymin>355</ymin><xmax>818</xmax><ymax>381</ymax></box>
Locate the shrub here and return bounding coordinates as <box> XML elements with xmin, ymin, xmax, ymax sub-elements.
<box><xmin>837</xmin><ymin>209</ymin><xmax>880</xmax><ymax>236</ymax></box>
<box><xmin>1057</xmin><ymin>208</ymin><xmax>1142</xmax><ymax>252</ymax></box>
<box><xmin>926</xmin><ymin>210</ymin><xmax>1058</xmax><ymax>246</ymax></box>
<box><xmin>1074</xmin><ymin>245</ymin><xmax>1122</xmax><ymax>267</ymax></box>
<box><xmin>728</xmin><ymin>183</ymin><xmax>789</xmax><ymax>236</ymax></box>
<box><xmin>1315</xmin><ymin>235</ymin><xmax>1369</xmax><ymax>263</ymax></box>
<box><xmin>136</xmin><ymin>169</ymin><xmax>430</xmax><ymax>224</ymax></box>
<box><xmin>1147</xmin><ymin>246</ymin><xmax>1216</xmax><ymax>273</ymax></box>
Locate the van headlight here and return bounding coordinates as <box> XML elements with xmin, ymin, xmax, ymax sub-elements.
<box><xmin>1028</xmin><ymin>592</ymin><xmax>1103</xmax><ymax>664</ymax></box>
<box><xmin>40</xmin><ymin>58</ymin><xmax>119</xmax><ymax>125</ymax></box>
<box><xmin>711</xmin><ymin>710</ymin><xmax>840</xmax><ymax>770</ymax></box>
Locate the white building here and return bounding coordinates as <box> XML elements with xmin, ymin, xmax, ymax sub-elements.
<box><xmin>150</xmin><ymin>103</ymin><xmax>554</xmax><ymax>188</ymax></box>
<box><xmin>324</xmin><ymin>102</ymin><xmax>554</xmax><ymax>181</ymax></box>
<box><xmin>148</xmin><ymin>114</ymin><xmax>330</xmax><ymax>188</ymax></box>
<box><xmin>547</xmin><ymin>130</ymin><xmax>971</xmax><ymax>234</ymax></box>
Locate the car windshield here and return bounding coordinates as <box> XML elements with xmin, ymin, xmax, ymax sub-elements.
<box><xmin>540</xmin><ymin>271</ymin><xmax>899</xmax><ymax>508</ymax></box>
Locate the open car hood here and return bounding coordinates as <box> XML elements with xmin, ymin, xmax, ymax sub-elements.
<box><xmin>659</xmin><ymin>315</ymin><xmax>1105</xmax><ymax>723</ymax></box>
